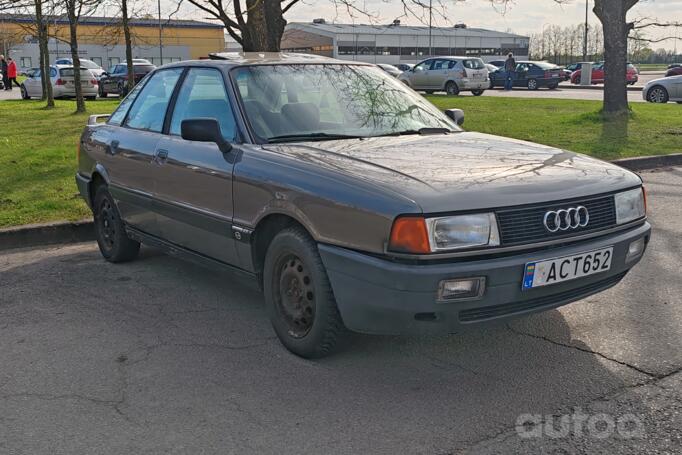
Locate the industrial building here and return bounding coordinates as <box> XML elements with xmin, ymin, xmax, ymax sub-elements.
<box><xmin>0</xmin><ymin>14</ymin><xmax>224</xmax><ymax>71</ymax></box>
<box><xmin>281</xmin><ymin>20</ymin><xmax>529</xmax><ymax>65</ymax></box>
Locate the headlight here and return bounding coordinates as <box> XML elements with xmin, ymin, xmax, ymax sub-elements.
<box><xmin>389</xmin><ymin>213</ymin><xmax>500</xmax><ymax>253</ymax></box>
<box><xmin>614</xmin><ymin>187</ymin><xmax>646</xmax><ymax>224</ymax></box>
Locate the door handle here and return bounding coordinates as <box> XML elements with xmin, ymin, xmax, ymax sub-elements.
<box><xmin>106</xmin><ymin>140</ymin><xmax>120</xmax><ymax>156</ymax></box>
<box><xmin>154</xmin><ymin>149</ymin><xmax>169</xmax><ymax>165</ymax></box>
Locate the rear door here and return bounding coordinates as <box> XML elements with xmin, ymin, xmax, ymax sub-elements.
<box><xmin>153</xmin><ymin>67</ymin><xmax>240</xmax><ymax>264</ymax></box>
<box><xmin>515</xmin><ymin>63</ymin><xmax>531</xmax><ymax>86</ymax></box>
<box><xmin>100</xmin><ymin>68</ymin><xmax>184</xmax><ymax>235</ymax></box>
<box><xmin>427</xmin><ymin>59</ymin><xmax>450</xmax><ymax>89</ymax></box>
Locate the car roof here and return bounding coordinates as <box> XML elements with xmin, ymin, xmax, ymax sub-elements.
<box><xmin>162</xmin><ymin>52</ymin><xmax>372</xmax><ymax>68</ymax></box>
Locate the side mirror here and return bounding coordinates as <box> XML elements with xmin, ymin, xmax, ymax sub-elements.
<box><xmin>102</xmin><ymin>71</ymin><xmax>109</xmax><ymax>77</ymax></box>
<box><xmin>444</xmin><ymin>108</ymin><xmax>464</xmax><ymax>126</ymax></box>
<box><xmin>181</xmin><ymin>118</ymin><xmax>232</xmax><ymax>153</ymax></box>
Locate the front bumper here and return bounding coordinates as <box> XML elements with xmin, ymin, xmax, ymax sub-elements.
<box><xmin>319</xmin><ymin>222</ymin><xmax>651</xmax><ymax>335</ymax></box>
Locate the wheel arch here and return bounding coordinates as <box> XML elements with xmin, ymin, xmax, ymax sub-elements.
<box><xmin>251</xmin><ymin>212</ymin><xmax>314</xmax><ymax>287</ymax></box>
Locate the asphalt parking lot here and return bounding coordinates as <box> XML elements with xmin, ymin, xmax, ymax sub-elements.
<box><xmin>1</xmin><ymin>167</ymin><xmax>681</xmax><ymax>454</ymax></box>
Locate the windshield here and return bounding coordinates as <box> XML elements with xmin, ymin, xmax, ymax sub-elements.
<box><xmin>535</xmin><ymin>62</ymin><xmax>559</xmax><ymax>70</ymax></box>
<box><xmin>232</xmin><ymin>64</ymin><xmax>458</xmax><ymax>143</ymax></box>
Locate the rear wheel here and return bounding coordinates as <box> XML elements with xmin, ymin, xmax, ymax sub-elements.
<box><xmin>527</xmin><ymin>78</ymin><xmax>539</xmax><ymax>90</ymax></box>
<box><xmin>445</xmin><ymin>81</ymin><xmax>460</xmax><ymax>96</ymax></box>
<box><xmin>548</xmin><ymin>83</ymin><xmax>558</xmax><ymax>90</ymax></box>
<box><xmin>93</xmin><ymin>185</ymin><xmax>140</xmax><ymax>263</ymax></box>
<box><xmin>471</xmin><ymin>89</ymin><xmax>484</xmax><ymax>96</ymax></box>
<box><xmin>574</xmin><ymin>76</ymin><xmax>581</xmax><ymax>85</ymax></box>
<box><xmin>647</xmin><ymin>86</ymin><xmax>669</xmax><ymax>103</ymax></box>
<box><xmin>263</xmin><ymin>226</ymin><xmax>346</xmax><ymax>358</ymax></box>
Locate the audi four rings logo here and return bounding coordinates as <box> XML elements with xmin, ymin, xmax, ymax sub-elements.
<box><xmin>543</xmin><ymin>206</ymin><xmax>589</xmax><ymax>232</ymax></box>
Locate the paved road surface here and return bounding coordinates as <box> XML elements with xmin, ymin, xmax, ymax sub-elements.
<box><xmin>1</xmin><ymin>168</ymin><xmax>681</xmax><ymax>454</ymax></box>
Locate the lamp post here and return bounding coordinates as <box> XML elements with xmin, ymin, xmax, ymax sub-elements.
<box><xmin>158</xmin><ymin>0</ymin><xmax>163</xmax><ymax>63</ymax></box>
<box><xmin>428</xmin><ymin>0</ymin><xmax>432</xmax><ymax>57</ymax></box>
<box><xmin>583</xmin><ymin>0</ymin><xmax>589</xmax><ymax>61</ymax></box>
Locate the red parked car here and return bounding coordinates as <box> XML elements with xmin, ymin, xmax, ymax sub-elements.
<box><xmin>665</xmin><ymin>66</ymin><xmax>682</xmax><ymax>77</ymax></box>
<box><xmin>571</xmin><ymin>62</ymin><xmax>639</xmax><ymax>85</ymax></box>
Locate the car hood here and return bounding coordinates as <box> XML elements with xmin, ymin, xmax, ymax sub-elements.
<box><xmin>263</xmin><ymin>132</ymin><xmax>641</xmax><ymax>213</ymax></box>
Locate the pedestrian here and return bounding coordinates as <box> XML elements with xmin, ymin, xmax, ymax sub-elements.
<box><xmin>0</xmin><ymin>55</ymin><xmax>8</xmax><ymax>90</ymax></box>
<box><xmin>7</xmin><ymin>57</ymin><xmax>20</xmax><ymax>90</ymax></box>
<box><xmin>504</xmin><ymin>52</ymin><xmax>516</xmax><ymax>91</ymax></box>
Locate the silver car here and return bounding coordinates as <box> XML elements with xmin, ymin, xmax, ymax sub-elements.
<box><xmin>643</xmin><ymin>75</ymin><xmax>682</xmax><ymax>103</ymax></box>
<box><xmin>21</xmin><ymin>65</ymin><xmax>99</xmax><ymax>100</ymax></box>
<box><xmin>398</xmin><ymin>56</ymin><xmax>489</xmax><ymax>95</ymax></box>
<box><xmin>55</xmin><ymin>58</ymin><xmax>106</xmax><ymax>80</ymax></box>
<box><xmin>76</xmin><ymin>54</ymin><xmax>650</xmax><ymax>358</ymax></box>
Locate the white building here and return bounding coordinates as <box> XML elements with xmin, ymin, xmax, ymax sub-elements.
<box><xmin>281</xmin><ymin>20</ymin><xmax>529</xmax><ymax>65</ymax></box>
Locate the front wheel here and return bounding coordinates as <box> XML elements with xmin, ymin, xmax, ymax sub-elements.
<box><xmin>263</xmin><ymin>226</ymin><xmax>346</xmax><ymax>358</ymax></box>
<box><xmin>527</xmin><ymin>78</ymin><xmax>539</xmax><ymax>90</ymax></box>
<box><xmin>471</xmin><ymin>89</ymin><xmax>484</xmax><ymax>96</ymax></box>
<box><xmin>99</xmin><ymin>85</ymin><xmax>107</xmax><ymax>98</ymax></box>
<box><xmin>20</xmin><ymin>85</ymin><xmax>30</xmax><ymax>100</ymax></box>
<box><xmin>93</xmin><ymin>185</ymin><xmax>140</xmax><ymax>263</ymax></box>
<box><xmin>445</xmin><ymin>81</ymin><xmax>460</xmax><ymax>96</ymax></box>
<box><xmin>647</xmin><ymin>86</ymin><xmax>669</xmax><ymax>103</ymax></box>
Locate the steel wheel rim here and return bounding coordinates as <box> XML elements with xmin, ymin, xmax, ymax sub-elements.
<box><xmin>97</xmin><ymin>198</ymin><xmax>116</xmax><ymax>251</ymax></box>
<box><xmin>274</xmin><ymin>253</ymin><xmax>316</xmax><ymax>338</ymax></box>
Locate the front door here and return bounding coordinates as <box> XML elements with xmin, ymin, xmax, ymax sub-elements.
<box><xmin>410</xmin><ymin>59</ymin><xmax>433</xmax><ymax>89</ymax></box>
<box><xmin>427</xmin><ymin>59</ymin><xmax>451</xmax><ymax>89</ymax></box>
<box><xmin>103</xmin><ymin>67</ymin><xmax>184</xmax><ymax>236</ymax></box>
<box><xmin>153</xmin><ymin>67</ymin><xmax>240</xmax><ymax>265</ymax></box>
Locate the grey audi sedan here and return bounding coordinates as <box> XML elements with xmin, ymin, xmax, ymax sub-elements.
<box><xmin>76</xmin><ymin>53</ymin><xmax>650</xmax><ymax>358</ymax></box>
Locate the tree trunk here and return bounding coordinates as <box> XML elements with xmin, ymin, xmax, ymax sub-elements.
<box><xmin>594</xmin><ymin>0</ymin><xmax>636</xmax><ymax>117</ymax></box>
<box><xmin>34</xmin><ymin>0</ymin><xmax>53</xmax><ymax>108</ymax></box>
<box><xmin>66</xmin><ymin>1</ymin><xmax>86</xmax><ymax>113</ymax></box>
<box><xmin>241</xmin><ymin>0</ymin><xmax>286</xmax><ymax>52</ymax></box>
<box><xmin>121</xmin><ymin>0</ymin><xmax>134</xmax><ymax>93</ymax></box>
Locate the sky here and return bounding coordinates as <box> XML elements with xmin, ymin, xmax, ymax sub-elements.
<box><xmin>166</xmin><ymin>0</ymin><xmax>682</xmax><ymax>51</ymax></box>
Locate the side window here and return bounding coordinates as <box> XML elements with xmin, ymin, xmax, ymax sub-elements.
<box><xmin>169</xmin><ymin>68</ymin><xmax>237</xmax><ymax>141</ymax></box>
<box><xmin>414</xmin><ymin>60</ymin><xmax>432</xmax><ymax>71</ymax></box>
<box><xmin>447</xmin><ymin>60</ymin><xmax>458</xmax><ymax>70</ymax></box>
<box><xmin>49</xmin><ymin>67</ymin><xmax>57</xmax><ymax>77</ymax></box>
<box><xmin>431</xmin><ymin>59</ymin><xmax>447</xmax><ymax>70</ymax></box>
<box><xmin>124</xmin><ymin>68</ymin><xmax>183</xmax><ymax>132</ymax></box>
<box><xmin>108</xmin><ymin>77</ymin><xmax>149</xmax><ymax>126</ymax></box>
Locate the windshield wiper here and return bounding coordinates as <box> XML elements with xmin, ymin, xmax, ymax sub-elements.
<box><xmin>267</xmin><ymin>133</ymin><xmax>365</xmax><ymax>143</ymax></box>
<box><xmin>373</xmin><ymin>127</ymin><xmax>454</xmax><ymax>137</ymax></box>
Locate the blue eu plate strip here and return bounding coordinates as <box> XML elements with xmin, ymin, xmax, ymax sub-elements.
<box><xmin>523</xmin><ymin>263</ymin><xmax>536</xmax><ymax>290</ymax></box>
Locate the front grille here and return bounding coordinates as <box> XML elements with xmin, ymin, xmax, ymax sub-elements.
<box><xmin>496</xmin><ymin>195</ymin><xmax>616</xmax><ymax>246</ymax></box>
<box><xmin>458</xmin><ymin>271</ymin><xmax>627</xmax><ymax>323</ymax></box>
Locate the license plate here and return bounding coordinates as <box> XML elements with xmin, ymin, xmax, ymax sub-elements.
<box><xmin>522</xmin><ymin>247</ymin><xmax>613</xmax><ymax>290</ymax></box>
<box><xmin>472</xmin><ymin>73</ymin><xmax>484</xmax><ymax>80</ymax></box>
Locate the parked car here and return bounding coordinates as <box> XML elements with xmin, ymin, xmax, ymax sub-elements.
<box><xmin>376</xmin><ymin>63</ymin><xmax>402</xmax><ymax>77</ymax></box>
<box><xmin>76</xmin><ymin>54</ymin><xmax>650</xmax><ymax>358</ymax></box>
<box><xmin>665</xmin><ymin>66</ymin><xmax>682</xmax><ymax>77</ymax></box>
<box><xmin>398</xmin><ymin>56</ymin><xmax>488</xmax><ymax>95</ymax></box>
<box><xmin>395</xmin><ymin>63</ymin><xmax>414</xmax><ymax>72</ymax></box>
<box><xmin>565</xmin><ymin>63</ymin><xmax>582</xmax><ymax>73</ymax></box>
<box><xmin>558</xmin><ymin>67</ymin><xmax>572</xmax><ymax>81</ymax></box>
<box><xmin>485</xmin><ymin>63</ymin><xmax>498</xmax><ymax>74</ymax></box>
<box><xmin>98</xmin><ymin>62</ymin><xmax>156</xmax><ymax>97</ymax></box>
<box><xmin>487</xmin><ymin>60</ymin><xmax>505</xmax><ymax>68</ymax></box>
<box><xmin>668</xmin><ymin>63</ymin><xmax>681</xmax><ymax>69</ymax></box>
<box><xmin>571</xmin><ymin>62</ymin><xmax>639</xmax><ymax>85</ymax></box>
<box><xmin>488</xmin><ymin>61</ymin><xmax>562</xmax><ymax>90</ymax></box>
<box><xmin>643</xmin><ymin>75</ymin><xmax>682</xmax><ymax>103</ymax></box>
<box><xmin>55</xmin><ymin>58</ymin><xmax>106</xmax><ymax>80</ymax></box>
<box><xmin>21</xmin><ymin>65</ymin><xmax>98</xmax><ymax>100</ymax></box>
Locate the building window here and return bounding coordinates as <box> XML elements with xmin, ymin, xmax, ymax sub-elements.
<box><xmin>433</xmin><ymin>47</ymin><xmax>450</xmax><ymax>56</ymax></box>
<box><xmin>20</xmin><ymin>57</ymin><xmax>32</xmax><ymax>68</ymax></box>
<box><xmin>108</xmin><ymin>57</ymin><xmax>120</xmax><ymax>69</ymax></box>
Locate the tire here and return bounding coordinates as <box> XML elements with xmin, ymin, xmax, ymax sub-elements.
<box><xmin>574</xmin><ymin>76</ymin><xmax>581</xmax><ymax>85</ymax></box>
<box><xmin>99</xmin><ymin>85</ymin><xmax>107</xmax><ymax>98</ymax></box>
<box><xmin>647</xmin><ymin>86</ymin><xmax>669</xmax><ymax>103</ymax></box>
<box><xmin>677</xmin><ymin>101</ymin><xmax>682</xmax><ymax>104</ymax></box>
<box><xmin>445</xmin><ymin>81</ymin><xmax>460</xmax><ymax>96</ymax></box>
<box><xmin>263</xmin><ymin>226</ymin><xmax>346</xmax><ymax>358</ymax></box>
<box><xmin>20</xmin><ymin>85</ymin><xmax>30</xmax><ymax>100</ymax></box>
<box><xmin>117</xmin><ymin>82</ymin><xmax>128</xmax><ymax>98</ymax></box>
<box><xmin>489</xmin><ymin>79</ymin><xmax>495</xmax><ymax>89</ymax></box>
<box><xmin>93</xmin><ymin>185</ymin><xmax>140</xmax><ymax>263</ymax></box>
<box><xmin>527</xmin><ymin>78</ymin><xmax>539</xmax><ymax>90</ymax></box>
<box><xmin>548</xmin><ymin>84</ymin><xmax>558</xmax><ymax>90</ymax></box>
<box><xmin>471</xmin><ymin>89</ymin><xmax>484</xmax><ymax>96</ymax></box>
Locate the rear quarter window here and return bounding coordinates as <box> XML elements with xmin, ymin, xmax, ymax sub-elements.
<box><xmin>463</xmin><ymin>59</ymin><xmax>484</xmax><ymax>70</ymax></box>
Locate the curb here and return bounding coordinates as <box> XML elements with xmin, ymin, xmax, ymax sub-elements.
<box><xmin>0</xmin><ymin>219</ymin><xmax>94</xmax><ymax>251</ymax></box>
<box><xmin>1</xmin><ymin>154</ymin><xmax>681</xmax><ymax>252</ymax></box>
<box><xmin>611</xmin><ymin>153</ymin><xmax>682</xmax><ymax>172</ymax></box>
<box><xmin>559</xmin><ymin>84</ymin><xmax>643</xmax><ymax>92</ymax></box>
